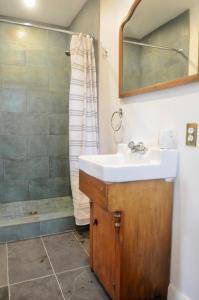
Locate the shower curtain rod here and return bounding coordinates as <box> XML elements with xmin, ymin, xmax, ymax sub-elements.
<box><xmin>124</xmin><ymin>39</ymin><xmax>183</xmax><ymax>53</ymax></box>
<box><xmin>0</xmin><ymin>16</ymin><xmax>95</xmax><ymax>39</ymax></box>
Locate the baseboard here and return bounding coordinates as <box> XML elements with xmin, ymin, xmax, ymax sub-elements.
<box><xmin>168</xmin><ymin>283</ymin><xmax>191</xmax><ymax>300</ymax></box>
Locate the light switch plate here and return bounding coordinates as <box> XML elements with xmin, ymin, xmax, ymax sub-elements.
<box><xmin>186</xmin><ymin>123</ymin><xmax>198</xmax><ymax>147</ymax></box>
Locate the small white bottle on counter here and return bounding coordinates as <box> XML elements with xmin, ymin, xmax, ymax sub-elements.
<box><xmin>159</xmin><ymin>129</ymin><xmax>177</xmax><ymax>149</ymax></box>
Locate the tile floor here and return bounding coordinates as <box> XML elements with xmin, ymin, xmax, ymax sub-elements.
<box><xmin>0</xmin><ymin>231</ymin><xmax>109</xmax><ymax>300</ymax></box>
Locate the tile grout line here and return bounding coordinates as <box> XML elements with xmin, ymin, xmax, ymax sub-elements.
<box><xmin>56</xmin><ymin>265</ymin><xmax>90</xmax><ymax>276</ymax></box>
<box><xmin>4</xmin><ymin>229</ymin><xmax>74</xmax><ymax>245</ymax></box>
<box><xmin>9</xmin><ymin>266</ymin><xmax>90</xmax><ymax>287</ymax></box>
<box><xmin>0</xmin><ymin>285</ymin><xmax>8</xmax><ymax>289</ymax></box>
<box><xmin>73</xmin><ymin>231</ymin><xmax>89</xmax><ymax>257</ymax></box>
<box><xmin>41</xmin><ymin>237</ymin><xmax>66</xmax><ymax>300</ymax></box>
<box><xmin>10</xmin><ymin>274</ymin><xmax>54</xmax><ymax>287</ymax></box>
<box><xmin>6</xmin><ymin>242</ymin><xmax>10</xmax><ymax>300</ymax></box>
<box><xmin>40</xmin><ymin>229</ymin><xmax>74</xmax><ymax>240</ymax></box>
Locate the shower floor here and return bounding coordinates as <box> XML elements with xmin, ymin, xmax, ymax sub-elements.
<box><xmin>0</xmin><ymin>197</ymin><xmax>73</xmax><ymax>227</ymax></box>
<box><xmin>0</xmin><ymin>197</ymin><xmax>75</xmax><ymax>243</ymax></box>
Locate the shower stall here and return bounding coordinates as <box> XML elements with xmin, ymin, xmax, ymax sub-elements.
<box><xmin>0</xmin><ymin>20</ymin><xmax>75</xmax><ymax>242</ymax></box>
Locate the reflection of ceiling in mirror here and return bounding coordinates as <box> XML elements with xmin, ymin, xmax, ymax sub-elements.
<box><xmin>124</xmin><ymin>0</ymin><xmax>199</xmax><ymax>39</ymax></box>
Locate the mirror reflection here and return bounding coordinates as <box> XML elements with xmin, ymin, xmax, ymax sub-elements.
<box><xmin>122</xmin><ymin>0</ymin><xmax>199</xmax><ymax>94</ymax></box>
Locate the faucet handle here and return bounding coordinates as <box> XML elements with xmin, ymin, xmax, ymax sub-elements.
<box><xmin>137</xmin><ymin>142</ymin><xmax>148</xmax><ymax>153</ymax></box>
<box><xmin>137</xmin><ymin>141</ymin><xmax>144</xmax><ymax>147</ymax></box>
<box><xmin>128</xmin><ymin>141</ymin><xmax>135</xmax><ymax>149</ymax></box>
<box><xmin>128</xmin><ymin>141</ymin><xmax>148</xmax><ymax>153</ymax></box>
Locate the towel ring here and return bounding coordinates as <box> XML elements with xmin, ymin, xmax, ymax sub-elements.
<box><xmin>111</xmin><ymin>108</ymin><xmax>123</xmax><ymax>132</ymax></box>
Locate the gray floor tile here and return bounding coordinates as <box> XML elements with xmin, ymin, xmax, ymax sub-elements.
<box><xmin>57</xmin><ymin>267</ymin><xmax>109</xmax><ymax>300</ymax></box>
<box><xmin>10</xmin><ymin>276</ymin><xmax>63</xmax><ymax>300</ymax></box>
<box><xmin>0</xmin><ymin>244</ymin><xmax>7</xmax><ymax>287</ymax></box>
<box><xmin>8</xmin><ymin>238</ymin><xmax>52</xmax><ymax>284</ymax></box>
<box><xmin>43</xmin><ymin>233</ymin><xmax>89</xmax><ymax>273</ymax></box>
<box><xmin>74</xmin><ymin>230</ymin><xmax>90</xmax><ymax>254</ymax></box>
<box><xmin>0</xmin><ymin>286</ymin><xmax>9</xmax><ymax>300</ymax></box>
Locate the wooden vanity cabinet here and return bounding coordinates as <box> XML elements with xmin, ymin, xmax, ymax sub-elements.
<box><xmin>79</xmin><ymin>170</ymin><xmax>173</xmax><ymax>300</ymax></box>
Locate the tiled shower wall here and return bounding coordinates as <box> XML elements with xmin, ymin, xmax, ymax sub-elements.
<box><xmin>123</xmin><ymin>10</ymin><xmax>190</xmax><ymax>91</ymax></box>
<box><xmin>0</xmin><ymin>22</ymin><xmax>71</xmax><ymax>203</ymax></box>
<box><xmin>140</xmin><ymin>10</ymin><xmax>190</xmax><ymax>87</ymax></box>
<box><xmin>123</xmin><ymin>43</ymin><xmax>141</xmax><ymax>92</ymax></box>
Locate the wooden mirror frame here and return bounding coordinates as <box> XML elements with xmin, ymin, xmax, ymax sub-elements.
<box><xmin>119</xmin><ymin>0</ymin><xmax>199</xmax><ymax>98</ymax></box>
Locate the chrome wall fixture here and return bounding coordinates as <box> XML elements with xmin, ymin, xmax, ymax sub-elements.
<box><xmin>124</xmin><ymin>39</ymin><xmax>184</xmax><ymax>54</ymax></box>
<box><xmin>0</xmin><ymin>15</ymin><xmax>96</xmax><ymax>38</ymax></box>
<box><xmin>111</xmin><ymin>108</ymin><xmax>123</xmax><ymax>132</ymax></box>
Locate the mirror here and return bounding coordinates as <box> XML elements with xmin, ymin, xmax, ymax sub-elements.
<box><xmin>119</xmin><ymin>0</ymin><xmax>199</xmax><ymax>98</ymax></box>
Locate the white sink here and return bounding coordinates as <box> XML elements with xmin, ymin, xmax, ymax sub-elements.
<box><xmin>79</xmin><ymin>148</ymin><xmax>178</xmax><ymax>183</ymax></box>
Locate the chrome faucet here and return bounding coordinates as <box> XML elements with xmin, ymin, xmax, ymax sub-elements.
<box><xmin>128</xmin><ymin>141</ymin><xmax>148</xmax><ymax>154</ymax></box>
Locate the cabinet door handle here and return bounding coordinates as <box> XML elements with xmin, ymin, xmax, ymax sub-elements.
<box><xmin>92</xmin><ymin>218</ymin><xmax>98</xmax><ymax>226</ymax></box>
<box><xmin>113</xmin><ymin>212</ymin><xmax>121</xmax><ymax>218</ymax></box>
<box><xmin>113</xmin><ymin>211</ymin><xmax>122</xmax><ymax>232</ymax></box>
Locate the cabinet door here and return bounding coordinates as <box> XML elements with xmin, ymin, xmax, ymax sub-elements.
<box><xmin>91</xmin><ymin>203</ymin><xmax>117</xmax><ymax>299</ymax></box>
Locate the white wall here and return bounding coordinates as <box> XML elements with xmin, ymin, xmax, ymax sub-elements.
<box><xmin>99</xmin><ymin>1</ymin><xmax>199</xmax><ymax>300</ymax></box>
<box><xmin>70</xmin><ymin>0</ymin><xmax>100</xmax><ymax>38</ymax></box>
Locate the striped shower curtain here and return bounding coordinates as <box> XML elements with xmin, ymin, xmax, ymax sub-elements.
<box><xmin>69</xmin><ymin>33</ymin><xmax>99</xmax><ymax>225</ymax></box>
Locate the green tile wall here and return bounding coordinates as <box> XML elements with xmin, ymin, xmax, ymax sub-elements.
<box><xmin>123</xmin><ymin>10</ymin><xmax>190</xmax><ymax>91</ymax></box>
<box><xmin>140</xmin><ymin>10</ymin><xmax>190</xmax><ymax>88</ymax></box>
<box><xmin>123</xmin><ymin>42</ymin><xmax>141</xmax><ymax>91</ymax></box>
<box><xmin>0</xmin><ymin>22</ymin><xmax>71</xmax><ymax>203</ymax></box>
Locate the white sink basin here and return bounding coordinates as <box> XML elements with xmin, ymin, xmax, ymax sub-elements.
<box><xmin>79</xmin><ymin>148</ymin><xmax>178</xmax><ymax>182</ymax></box>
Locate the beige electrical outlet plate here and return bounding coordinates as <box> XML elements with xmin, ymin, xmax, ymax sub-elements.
<box><xmin>186</xmin><ymin>123</ymin><xmax>198</xmax><ymax>147</ymax></box>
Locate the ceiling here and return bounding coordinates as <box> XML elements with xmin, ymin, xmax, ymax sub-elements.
<box><xmin>124</xmin><ymin>0</ymin><xmax>199</xmax><ymax>39</ymax></box>
<box><xmin>0</xmin><ymin>0</ymin><xmax>88</xmax><ymax>27</ymax></box>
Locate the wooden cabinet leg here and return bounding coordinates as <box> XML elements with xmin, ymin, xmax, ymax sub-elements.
<box><xmin>113</xmin><ymin>211</ymin><xmax>122</xmax><ymax>300</ymax></box>
<box><xmin>90</xmin><ymin>200</ymin><xmax>94</xmax><ymax>271</ymax></box>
